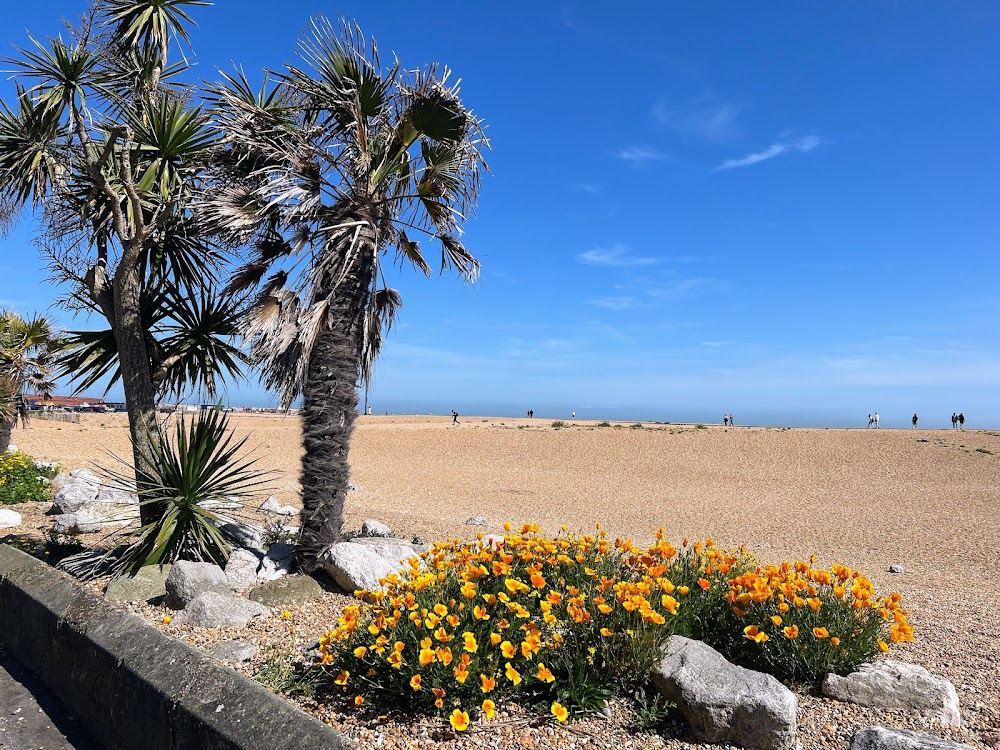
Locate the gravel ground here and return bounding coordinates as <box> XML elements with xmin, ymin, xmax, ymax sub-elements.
<box><xmin>7</xmin><ymin>414</ymin><xmax>1000</xmax><ymax>748</ymax></box>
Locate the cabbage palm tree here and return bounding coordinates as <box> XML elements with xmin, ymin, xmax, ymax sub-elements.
<box><xmin>0</xmin><ymin>310</ymin><xmax>58</xmax><ymax>450</ymax></box>
<box><xmin>205</xmin><ymin>17</ymin><xmax>489</xmax><ymax>569</ymax></box>
<box><xmin>0</xmin><ymin>1</ymin><xmax>243</xmax><ymax>523</ymax></box>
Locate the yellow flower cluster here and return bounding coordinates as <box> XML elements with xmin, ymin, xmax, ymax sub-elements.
<box><xmin>725</xmin><ymin>560</ymin><xmax>912</xmax><ymax>677</ymax></box>
<box><xmin>0</xmin><ymin>450</ymin><xmax>56</xmax><ymax>505</ymax></box>
<box><xmin>315</xmin><ymin>526</ymin><xmax>909</xmax><ymax>728</ymax></box>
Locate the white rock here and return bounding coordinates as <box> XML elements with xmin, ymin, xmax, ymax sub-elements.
<box><xmin>180</xmin><ymin>592</ymin><xmax>268</xmax><ymax>628</ymax></box>
<box><xmin>225</xmin><ymin>549</ymin><xmax>262</xmax><ymax>591</ymax></box>
<box><xmin>361</xmin><ymin>519</ymin><xmax>392</xmax><ymax>537</ymax></box>
<box><xmin>0</xmin><ymin>508</ymin><xmax>23</xmax><ymax>529</ymax></box>
<box><xmin>259</xmin><ymin>496</ymin><xmax>298</xmax><ymax>516</ymax></box>
<box><xmin>652</xmin><ymin>636</ymin><xmax>797</xmax><ymax>750</ymax></box>
<box><xmin>258</xmin><ymin>543</ymin><xmax>295</xmax><ymax>581</ymax></box>
<box><xmin>850</xmin><ymin>726</ymin><xmax>973</xmax><ymax>750</ymax></box>
<box><xmin>465</xmin><ymin>516</ymin><xmax>488</xmax><ymax>527</ymax></box>
<box><xmin>198</xmin><ymin>498</ymin><xmax>243</xmax><ymax>511</ymax></box>
<box><xmin>321</xmin><ymin>540</ymin><xmax>423</xmax><ymax>593</ymax></box>
<box><xmin>165</xmin><ymin>561</ymin><xmax>231</xmax><ymax>610</ymax></box>
<box><xmin>823</xmin><ymin>661</ymin><xmax>961</xmax><ymax>727</ymax></box>
<box><xmin>6</xmin><ymin>444</ymin><xmax>16</xmax><ymax>452</ymax></box>
<box><xmin>52</xmin><ymin>481</ymin><xmax>100</xmax><ymax>514</ymax></box>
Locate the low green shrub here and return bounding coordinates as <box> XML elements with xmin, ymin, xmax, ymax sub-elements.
<box><xmin>0</xmin><ymin>450</ymin><xmax>57</xmax><ymax>504</ymax></box>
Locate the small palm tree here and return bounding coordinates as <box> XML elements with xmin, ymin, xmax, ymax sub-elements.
<box><xmin>205</xmin><ymin>17</ymin><xmax>489</xmax><ymax>569</ymax></box>
<box><xmin>0</xmin><ymin>310</ymin><xmax>58</xmax><ymax>450</ymax></box>
<box><xmin>0</xmin><ymin>1</ymin><xmax>244</xmax><ymax>524</ymax></box>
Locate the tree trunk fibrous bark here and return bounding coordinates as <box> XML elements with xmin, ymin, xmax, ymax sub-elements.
<box><xmin>297</xmin><ymin>216</ymin><xmax>376</xmax><ymax>572</ymax></box>
<box><xmin>0</xmin><ymin>418</ymin><xmax>14</xmax><ymax>453</ymax></box>
<box><xmin>113</xmin><ymin>263</ymin><xmax>161</xmax><ymax>524</ymax></box>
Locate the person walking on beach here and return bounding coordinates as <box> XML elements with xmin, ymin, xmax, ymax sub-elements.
<box><xmin>571</xmin><ymin>412</ymin><xmax>575</xmax><ymax>419</ymax></box>
<box><xmin>867</xmin><ymin>413</ymin><xmax>873</xmax><ymax>428</ymax></box>
<box><xmin>723</xmin><ymin>415</ymin><xmax>728</xmax><ymax>427</ymax></box>
<box><xmin>874</xmin><ymin>412</ymin><xmax>880</xmax><ymax>429</ymax></box>
<box><xmin>451</xmin><ymin>410</ymin><xmax>460</xmax><ymax>425</ymax></box>
<box><xmin>729</xmin><ymin>414</ymin><xmax>735</xmax><ymax>426</ymax></box>
<box><xmin>959</xmin><ymin>412</ymin><xmax>965</xmax><ymax>430</ymax></box>
<box><xmin>912</xmin><ymin>413</ymin><xmax>918</xmax><ymax>429</ymax></box>
<box><xmin>951</xmin><ymin>412</ymin><xmax>958</xmax><ymax>429</ymax></box>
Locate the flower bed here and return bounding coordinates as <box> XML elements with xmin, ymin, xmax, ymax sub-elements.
<box><xmin>0</xmin><ymin>449</ymin><xmax>57</xmax><ymax>505</ymax></box>
<box><xmin>313</xmin><ymin>525</ymin><xmax>912</xmax><ymax>730</ymax></box>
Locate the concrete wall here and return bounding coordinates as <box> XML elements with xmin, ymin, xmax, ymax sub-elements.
<box><xmin>0</xmin><ymin>545</ymin><xmax>355</xmax><ymax>750</ymax></box>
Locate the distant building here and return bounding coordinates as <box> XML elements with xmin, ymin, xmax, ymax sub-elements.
<box><xmin>25</xmin><ymin>395</ymin><xmax>108</xmax><ymax>411</ymax></box>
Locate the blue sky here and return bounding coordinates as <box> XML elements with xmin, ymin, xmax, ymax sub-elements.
<box><xmin>2</xmin><ymin>2</ymin><xmax>1000</xmax><ymax>427</ymax></box>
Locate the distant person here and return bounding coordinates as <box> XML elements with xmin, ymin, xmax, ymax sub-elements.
<box><xmin>867</xmin><ymin>413</ymin><xmax>873</xmax><ymax>429</ymax></box>
<box><xmin>572</xmin><ymin>412</ymin><xmax>575</xmax><ymax>419</ymax></box>
<box><xmin>912</xmin><ymin>413</ymin><xmax>918</xmax><ymax>429</ymax></box>
<box><xmin>729</xmin><ymin>414</ymin><xmax>735</xmax><ymax>426</ymax></box>
<box><xmin>451</xmin><ymin>410</ymin><xmax>460</xmax><ymax>425</ymax></box>
<box><xmin>959</xmin><ymin>412</ymin><xmax>965</xmax><ymax>430</ymax></box>
<box><xmin>874</xmin><ymin>412</ymin><xmax>880</xmax><ymax>429</ymax></box>
<box><xmin>951</xmin><ymin>412</ymin><xmax>958</xmax><ymax>429</ymax></box>
<box><xmin>367</xmin><ymin>406</ymin><xmax>372</xmax><ymax>415</ymax></box>
<box><xmin>723</xmin><ymin>415</ymin><xmax>729</xmax><ymax>427</ymax></box>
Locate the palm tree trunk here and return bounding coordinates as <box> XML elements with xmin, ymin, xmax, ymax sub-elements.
<box><xmin>297</xmin><ymin>228</ymin><xmax>376</xmax><ymax>572</ymax></box>
<box><xmin>113</xmin><ymin>264</ymin><xmax>161</xmax><ymax>525</ymax></box>
<box><xmin>0</xmin><ymin>417</ymin><xmax>14</xmax><ymax>452</ymax></box>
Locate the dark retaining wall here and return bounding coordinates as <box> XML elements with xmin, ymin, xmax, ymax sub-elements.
<box><xmin>0</xmin><ymin>544</ymin><xmax>355</xmax><ymax>750</ymax></box>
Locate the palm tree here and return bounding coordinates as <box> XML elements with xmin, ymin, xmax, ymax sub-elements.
<box><xmin>0</xmin><ymin>310</ymin><xmax>58</xmax><ymax>450</ymax></box>
<box><xmin>0</xmin><ymin>1</ymin><xmax>244</xmax><ymax>523</ymax></box>
<box><xmin>204</xmin><ymin>17</ymin><xmax>489</xmax><ymax>569</ymax></box>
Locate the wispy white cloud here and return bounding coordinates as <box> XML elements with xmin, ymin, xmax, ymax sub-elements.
<box><xmin>616</xmin><ymin>146</ymin><xmax>669</xmax><ymax>166</ymax></box>
<box><xmin>590</xmin><ymin>296</ymin><xmax>640</xmax><ymax>310</ymax></box>
<box><xmin>652</xmin><ymin>95</ymin><xmax>741</xmax><ymax>142</ymax></box>
<box><xmin>577</xmin><ymin>243</ymin><xmax>660</xmax><ymax>267</ymax></box>
<box><xmin>715</xmin><ymin>135</ymin><xmax>825</xmax><ymax>171</ymax></box>
<box><xmin>575</xmin><ymin>183</ymin><xmax>602</xmax><ymax>196</ymax></box>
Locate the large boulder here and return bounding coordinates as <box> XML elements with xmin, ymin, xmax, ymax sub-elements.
<box><xmin>652</xmin><ymin>636</ymin><xmax>797</xmax><ymax>750</ymax></box>
<box><xmin>0</xmin><ymin>509</ymin><xmax>22</xmax><ymax>529</ymax></box>
<box><xmin>321</xmin><ymin>539</ymin><xmax>425</xmax><ymax>593</ymax></box>
<box><xmin>822</xmin><ymin>661</ymin><xmax>961</xmax><ymax>727</ymax></box>
<box><xmin>850</xmin><ymin>727</ymin><xmax>973</xmax><ymax>750</ymax></box>
<box><xmin>52</xmin><ymin>480</ymin><xmax>100</xmax><ymax>514</ymax></box>
<box><xmin>104</xmin><ymin>565</ymin><xmax>172</xmax><ymax>603</ymax></box>
<box><xmin>164</xmin><ymin>560</ymin><xmax>231</xmax><ymax>609</ymax></box>
<box><xmin>249</xmin><ymin>576</ymin><xmax>324</xmax><ymax>607</ymax></box>
<box><xmin>225</xmin><ymin>549</ymin><xmax>262</xmax><ymax>591</ymax></box>
<box><xmin>179</xmin><ymin>592</ymin><xmax>269</xmax><ymax>628</ymax></box>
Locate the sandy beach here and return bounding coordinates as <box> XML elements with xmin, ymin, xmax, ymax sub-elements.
<box><xmin>8</xmin><ymin>413</ymin><xmax>1000</xmax><ymax>747</ymax></box>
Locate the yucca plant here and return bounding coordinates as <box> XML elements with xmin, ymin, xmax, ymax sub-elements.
<box><xmin>108</xmin><ymin>408</ymin><xmax>272</xmax><ymax>577</ymax></box>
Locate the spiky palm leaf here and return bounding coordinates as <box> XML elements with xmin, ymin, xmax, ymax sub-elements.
<box><xmin>205</xmin><ymin>15</ymin><xmax>489</xmax><ymax>407</ymax></box>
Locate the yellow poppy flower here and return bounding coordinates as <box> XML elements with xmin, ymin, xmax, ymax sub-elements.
<box><xmin>449</xmin><ymin>709</ymin><xmax>470</xmax><ymax>732</ymax></box>
<box><xmin>480</xmin><ymin>674</ymin><xmax>496</xmax><ymax>693</ymax></box>
<box><xmin>482</xmin><ymin>699</ymin><xmax>496</xmax><ymax>720</ymax></box>
<box><xmin>409</xmin><ymin>674</ymin><xmax>422</xmax><ymax>690</ymax></box>
<box><xmin>551</xmin><ymin>702</ymin><xmax>569</xmax><ymax>722</ymax></box>
<box><xmin>505</xmin><ymin>662</ymin><xmax>522</xmax><ymax>685</ymax></box>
